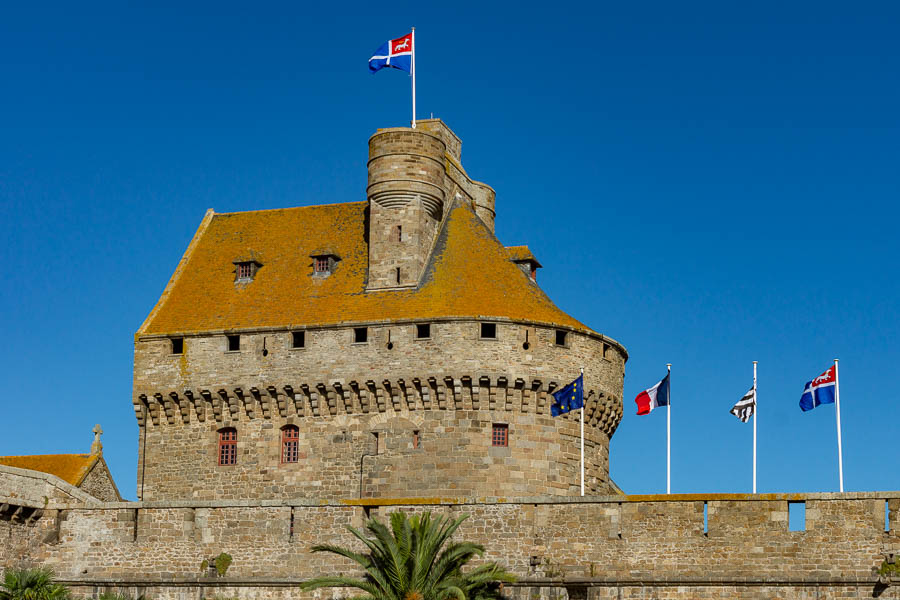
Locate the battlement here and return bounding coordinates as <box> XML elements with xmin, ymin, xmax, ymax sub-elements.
<box><xmin>2</xmin><ymin>493</ymin><xmax>898</xmax><ymax>599</ymax></box>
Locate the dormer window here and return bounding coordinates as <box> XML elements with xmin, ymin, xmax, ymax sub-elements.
<box><xmin>310</xmin><ymin>252</ymin><xmax>340</xmax><ymax>277</ymax></box>
<box><xmin>233</xmin><ymin>259</ymin><xmax>261</xmax><ymax>282</ymax></box>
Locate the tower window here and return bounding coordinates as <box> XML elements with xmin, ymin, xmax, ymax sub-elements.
<box><xmin>413</xmin><ymin>430</ymin><xmax>420</xmax><ymax>449</ymax></box>
<box><xmin>218</xmin><ymin>428</ymin><xmax>237</xmax><ymax>466</ymax></box>
<box><xmin>171</xmin><ymin>337</ymin><xmax>184</xmax><ymax>355</ymax></box>
<box><xmin>227</xmin><ymin>334</ymin><xmax>240</xmax><ymax>352</ymax></box>
<box><xmin>396</xmin><ymin>267</ymin><xmax>401</xmax><ymax>284</ymax></box>
<box><xmin>416</xmin><ymin>323</ymin><xmax>431</xmax><ymax>339</ymax></box>
<box><xmin>395</xmin><ymin>225</ymin><xmax>402</xmax><ymax>242</ymax></box>
<box><xmin>491</xmin><ymin>423</ymin><xmax>508</xmax><ymax>447</ymax></box>
<box><xmin>291</xmin><ymin>331</ymin><xmax>305</xmax><ymax>349</ymax></box>
<box><xmin>354</xmin><ymin>327</ymin><xmax>368</xmax><ymax>343</ymax></box>
<box><xmin>555</xmin><ymin>330</ymin><xmax>568</xmax><ymax>346</ymax></box>
<box><xmin>480</xmin><ymin>323</ymin><xmax>497</xmax><ymax>339</ymax></box>
<box><xmin>281</xmin><ymin>425</ymin><xmax>300</xmax><ymax>463</ymax></box>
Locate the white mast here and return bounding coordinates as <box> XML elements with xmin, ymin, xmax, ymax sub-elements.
<box><xmin>666</xmin><ymin>363</ymin><xmax>671</xmax><ymax>494</ymax></box>
<box><xmin>753</xmin><ymin>361</ymin><xmax>757</xmax><ymax>494</ymax></box>
<box><xmin>410</xmin><ymin>27</ymin><xmax>416</xmax><ymax>129</ymax></box>
<box><xmin>834</xmin><ymin>359</ymin><xmax>844</xmax><ymax>492</ymax></box>
<box><xmin>580</xmin><ymin>366</ymin><xmax>585</xmax><ymax>496</ymax></box>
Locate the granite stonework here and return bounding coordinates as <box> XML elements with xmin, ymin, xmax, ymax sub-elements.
<box><xmin>0</xmin><ymin>494</ymin><xmax>897</xmax><ymax>599</ymax></box>
<box><xmin>133</xmin><ymin>321</ymin><xmax>624</xmax><ymax>501</ymax></box>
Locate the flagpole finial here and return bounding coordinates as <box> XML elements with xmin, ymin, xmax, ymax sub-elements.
<box><xmin>753</xmin><ymin>360</ymin><xmax>758</xmax><ymax>364</ymax></box>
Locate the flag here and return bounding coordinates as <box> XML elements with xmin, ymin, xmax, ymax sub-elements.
<box><xmin>550</xmin><ymin>375</ymin><xmax>584</xmax><ymax>416</ymax></box>
<box><xmin>799</xmin><ymin>365</ymin><xmax>836</xmax><ymax>412</ymax></box>
<box><xmin>369</xmin><ymin>32</ymin><xmax>413</xmax><ymax>73</ymax></box>
<box><xmin>635</xmin><ymin>374</ymin><xmax>670</xmax><ymax>415</ymax></box>
<box><xmin>730</xmin><ymin>386</ymin><xmax>756</xmax><ymax>423</ymax></box>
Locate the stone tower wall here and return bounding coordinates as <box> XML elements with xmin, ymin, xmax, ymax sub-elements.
<box><xmin>132</xmin><ymin>321</ymin><xmax>625</xmax><ymax>501</ymax></box>
<box><xmin>1</xmin><ymin>493</ymin><xmax>898</xmax><ymax>599</ymax></box>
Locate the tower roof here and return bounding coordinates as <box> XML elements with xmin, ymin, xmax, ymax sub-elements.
<box><xmin>138</xmin><ymin>200</ymin><xmax>614</xmax><ymax>343</ymax></box>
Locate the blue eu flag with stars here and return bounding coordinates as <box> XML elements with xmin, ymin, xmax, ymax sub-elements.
<box><xmin>551</xmin><ymin>375</ymin><xmax>584</xmax><ymax>416</ymax></box>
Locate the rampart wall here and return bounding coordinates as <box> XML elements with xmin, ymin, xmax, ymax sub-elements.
<box><xmin>133</xmin><ymin>322</ymin><xmax>626</xmax><ymax>501</ymax></box>
<box><xmin>2</xmin><ymin>493</ymin><xmax>898</xmax><ymax>600</ymax></box>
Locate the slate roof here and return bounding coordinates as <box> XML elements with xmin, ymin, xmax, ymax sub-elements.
<box><xmin>0</xmin><ymin>453</ymin><xmax>99</xmax><ymax>487</ymax></box>
<box><xmin>138</xmin><ymin>200</ymin><xmax>595</xmax><ymax>336</ymax></box>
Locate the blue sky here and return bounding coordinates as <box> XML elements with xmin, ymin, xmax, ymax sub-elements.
<box><xmin>1</xmin><ymin>1</ymin><xmax>898</xmax><ymax>499</ymax></box>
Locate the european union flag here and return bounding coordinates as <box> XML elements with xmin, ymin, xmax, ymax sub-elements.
<box><xmin>551</xmin><ymin>375</ymin><xmax>584</xmax><ymax>416</ymax></box>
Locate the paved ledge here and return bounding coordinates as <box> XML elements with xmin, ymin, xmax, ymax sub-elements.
<box><xmin>35</xmin><ymin>490</ymin><xmax>900</xmax><ymax>510</ymax></box>
<box><xmin>54</xmin><ymin>576</ymin><xmax>888</xmax><ymax>588</ymax></box>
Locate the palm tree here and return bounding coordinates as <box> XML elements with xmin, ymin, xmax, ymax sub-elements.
<box><xmin>300</xmin><ymin>511</ymin><xmax>515</xmax><ymax>600</ymax></box>
<box><xmin>0</xmin><ymin>568</ymin><xmax>70</xmax><ymax>600</ymax></box>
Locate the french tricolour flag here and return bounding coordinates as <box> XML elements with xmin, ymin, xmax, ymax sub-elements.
<box><xmin>635</xmin><ymin>374</ymin><xmax>670</xmax><ymax>416</ymax></box>
<box><xmin>369</xmin><ymin>32</ymin><xmax>413</xmax><ymax>74</ymax></box>
<box><xmin>799</xmin><ymin>365</ymin><xmax>836</xmax><ymax>412</ymax></box>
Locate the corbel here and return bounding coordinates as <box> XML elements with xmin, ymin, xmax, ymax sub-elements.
<box><xmin>234</xmin><ymin>388</ymin><xmax>254</xmax><ymax>418</ymax></box>
<box><xmin>460</xmin><ymin>375</ymin><xmax>473</xmax><ymax>411</ymax></box>
<box><xmin>397</xmin><ymin>379</ymin><xmax>413</xmax><ymax>411</ymax></box>
<box><xmin>251</xmin><ymin>387</ymin><xmax>269</xmax><ymax>419</ymax></box>
<box><xmin>349</xmin><ymin>381</ymin><xmax>364</xmax><ymax>414</ymax></box>
<box><xmin>334</xmin><ymin>382</ymin><xmax>352</xmax><ymax>414</ymax></box>
<box><xmin>531</xmin><ymin>380</ymin><xmax>545</xmax><ymax>414</ymax></box>
<box><xmin>515</xmin><ymin>378</ymin><xmax>526</xmax><ymax>411</ymax></box>
<box><xmin>496</xmin><ymin>376</ymin><xmax>510</xmax><ymax>411</ymax></box>
<box><xmin>427</xmin><ymin>376</ymin><xmax>443</xmax><ymax>410</ymax></box>
<box><xmin>170</xmin><ymin>392</ymin><xmax>189</xmax><ymax>424</ymax></box>
<box><xmin>444</xmin><ymin>376</ymin><xmax>461</xmax><ymax>410</ymax></box>
<box><xmin>185</xmin><ymin>390</ymin><xmax>204</xmax><ymax>423</ymax></box>
<box><xmin>200</xmin><ymin>389</ymin><xmax>218</xmax><ymax>422</ymax></box>
<box><xmin>383</xmin><ymin>380</ymin><xmax>399</xmax><ymax>412</ymax></box>
<box><xmin>477</xmin><ymin>376</ymin><xmax>491</xmax><ymax>410</ymax></box>
<box><xmin>217</xmin><ymin>389</ymin><xmax>235</xmax><ymax>419</ymax></box>
<box><xmin>155</xmin><ymin>393</ymin><xmax>174</xmax><ymax>425</ymax></box>
<box><xmin>268</xmin><ymin>386</ymin><xmax>285</xmax><ymax>418</ymax></box>
<box><xmin>132</xmin><ymin>396</ymin><xmax>146</xmax><ymax>426</ymax></box>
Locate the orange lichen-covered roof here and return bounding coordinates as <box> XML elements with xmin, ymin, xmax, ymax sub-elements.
<box><xmin>139</xmin><ymin>201</ymin><xmax>593</xmax><ymax>335</ymax></box>
<box><xmin>0</xmin><ymin>453</ymin><xmax>99</xmax><ymax>487</ymax></box>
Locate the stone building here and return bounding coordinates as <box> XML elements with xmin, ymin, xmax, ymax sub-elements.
<box><xmin>131</xmin><ymin>119</ymin><xmax>626</xmax><ymax>502</ymax></box>
<box><xmin>1</xmin><ymin>120</ymin><xmax>898</xmax><ymax>599</ymax></box>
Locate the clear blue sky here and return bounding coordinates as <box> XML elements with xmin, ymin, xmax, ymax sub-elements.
<box><xmin>2</xmin><ymin>1</ymin><xmax>898</xmax><ymax>499</ymax></box>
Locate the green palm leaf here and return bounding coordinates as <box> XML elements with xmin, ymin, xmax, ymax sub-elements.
<box><xmin>300</xmin><ymin>511</ymin><xmax>515</xmax><ymax>600</ymax></box>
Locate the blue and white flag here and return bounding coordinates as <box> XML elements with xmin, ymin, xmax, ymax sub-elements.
<box><xmin>369</xmin><ymin>32</ymin><xmax>413</xmax><ymax>73</ymax></box>
<box><xmin>799</xmin><ymin>365</ymin><xmax>836</xmax><ymax>412</ymax></box>
<box><xmin>551</xmin><ymin>375</ymin><xmax>584</xmax><ymax>416</ymax></box>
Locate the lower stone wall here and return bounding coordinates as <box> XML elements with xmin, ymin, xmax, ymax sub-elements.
<box><xmin>1</xmin><ymin>494</ymin><xmax>898</xmax><ymax>599</ymax></box>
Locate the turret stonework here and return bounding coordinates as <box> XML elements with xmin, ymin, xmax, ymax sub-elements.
<box><xmin>131</xmin><ymin>119</ymin><xmax>626</xmax><ymax>502</ymax></box>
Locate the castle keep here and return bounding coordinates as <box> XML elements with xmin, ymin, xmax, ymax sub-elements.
<box><xmin>132</xmin><ymin>119</ymin><xmax>626</xmax><ymax>502</ymax></box>
<box><xmin>1</xmin><ymin>120</ymin><xmax>898</xmax><ymax>600</ymax></box>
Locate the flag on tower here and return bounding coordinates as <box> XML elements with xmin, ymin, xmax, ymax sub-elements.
<box><xmin>635</xmin><ymin>374</ymin><xmax>670</xmax><ymax>415</ymax></box>
<box><xmin>550</xmin><ymin>375</ymin><xmax>584</xmax><ymax>416</ymax></box>
<box><xmin>799</xmin><ymin>365</ymin><xmax>836</xmax><ymax>412</ymax></box>
<box><xmin>369</xmin><ymin>32</ymin><xmax>413</xmax><ymax>73</ymax></box>
<box><xmin>730</xmin><ymin>386</ymin><xmax>756</xmax><ymax>423</ymax></box>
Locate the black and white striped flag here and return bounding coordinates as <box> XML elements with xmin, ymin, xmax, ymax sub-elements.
<box><xmin>730</xmin><ymin>387</ymin><xmax>756</xmax><ymax>423</ymax></box>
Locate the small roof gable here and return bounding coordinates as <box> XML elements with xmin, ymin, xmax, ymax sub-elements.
<box><xmin>505</xmin><ymin>245</ymin><xmax>542</xmax><ymax>268</ymax></box>
<box><xmin>139</xmin><ymin>200</ymin><xmax>593</xmax><ymax>335</ymax></box>
<box><xmin>0</xmin><ymin>453</ymin><xmax>99</xmax><ymax>487</ymax></box>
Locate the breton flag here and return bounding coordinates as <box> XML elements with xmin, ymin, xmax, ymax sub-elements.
<box><xmin>730</xmin><ymin>386</ymin><xmax>756</xmax><ymax>423</ymax></box>
<box><xmin>550</xmin><ymin>375</ymin><xmax>584</xmax><ymax>416</ymax></box>
<box><xmin>369</xmin><ymin>32</ymin><xmax>413</xmax><ymax>74</ymax></box>
<box><xmin>799</xmin><ymin>365</ymin><xmax>836</xmax><ymax>412</ymax></box>
<box><xmin>635</xmin><ymin>374</ymin><xmax>670</xmax><ymax>416</ymax></box>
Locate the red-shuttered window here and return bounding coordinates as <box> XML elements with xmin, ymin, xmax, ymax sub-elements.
<box><xmin>282</xmin><ymin>425</ymin><xmax>300</xmax><ymax>464</ymax></box>
<box><xmin>492</xmin><ymin>423</ymin><xmax>508</xmax><ymax>447</ymax></box>
<box><xmin>218</xmin><ymin>428</ymin><xmax>237</xmax><ymax>466</ymax></box>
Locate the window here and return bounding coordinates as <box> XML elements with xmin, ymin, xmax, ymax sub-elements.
<box><xmin>602</xmin><ymin>343</ymin><xmax>610</xmax><ymax>359</ymax></box>
<box><xmin>218</xmin><ymin>428</ymin><xmax>237</xmax><ymax>465</ymax></box>
<box><xmin>416</xmin><ymin>323</ymin><xmax>431</xmax><ymax>339</ymax></box>
<box><xmin>395</xmin><ymin>225</ymin><xmax>402</xmax><ymax>242</ymax></box>
<box><xmin>233</xmin><ymin>260</ymin><xmax>261</xmax><ymax>282</ymax></box>
<box><xmin>555</xmin><ymin>330</ymin><xmax>568</xmax><ymax>346</ymax></box>
<box><xmin>282</xmin><ymin>425</ymin><xmax>300</xmax><ymax>463</ymax></box>
<box><xmin>396</xmin><ymin>267</ymin><xmax>401</xmax><ymax>285</ymax></box>
<box><xmin>314</xmin><ymin>257</ymin><xmax>329</xmax><ymax>273</ymax></box>
<box><xmin>354</xmin><ymin>327</ymin><xmax>368</xmax><ymax>343</ymax></box>
<box><xmin>413</xmin><ymin>430</ymin><xmax>420</xmax><ymax>449</ymax></box>
<box><xmin>492</xmin><ymin>424</ymin><xmax>508</xmax><ymax>447</ymax></box>
<box><xmin>171</xmin><ymin>337</ymin><xmax>184</xmax><ymax>355</ymax></box>
<box><xmin>480</xmin><ymin>323</ymin><xmax>497</xmax><ymax>339</ymax></box>
<box><xmin>227</xmin><ymin>334</ymin><xmax>240</xmax><ymax>352</ymax></box>
<box><xmin>291</xmin><ymin>331</ymin><xmax>305</xmax><ymax>349</ymax></box>
<box><xmin>372</xmin><ymin>431</ymin><xmax>380</xmax><ymax>454</ymax></box>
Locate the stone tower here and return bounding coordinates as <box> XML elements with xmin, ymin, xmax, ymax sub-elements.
<box><xmin>132</xmin><ymin>119</ymin><xmax>626</xmax><ymax>502</ymax></box>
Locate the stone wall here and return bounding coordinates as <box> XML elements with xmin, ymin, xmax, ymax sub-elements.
<box><xmin>1</xmin><ymin>494</ymin><xmax>898</xmax><ymax>599</ymax></box>
<box><xmin>133</xmin><ymin>322</ymin><xmax>625</xmax><ymax>501</ymax></box>
<box><xmin>79</xmin><ymin>459</ymin><xmax>121</xmax><ymax>502</ymax></box>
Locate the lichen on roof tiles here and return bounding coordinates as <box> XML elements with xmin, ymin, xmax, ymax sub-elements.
<box><xmin>139</xmin><ymin>200</ymin><xmax>592</xmax><ymax>336</ymax></box>
<box><xmin>0</xmin><ymin>453</ymin><xmax>99</xmax><ymax>487</ymax></box>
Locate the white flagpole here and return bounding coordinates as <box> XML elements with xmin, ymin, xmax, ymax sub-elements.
<box><xmin>410</xmin><ymin>27</ymin><xmax>416</xmax><ymax>129</ymax></box>
<box><xmin>753</xmin><ymin>360</ymin><xmax>757</xmax><ymax>494</ymax></box>
<box><xmin>666</xmin><ymin>363</ymin><xmax>671</xmax><ymax>494</ymax></box>
<box><xmin>580</xmin><ymin>366</ymin><xmax>585</xmax><ymax>497</ymax></box>
<box><xmin>834</xmin><ymin>358</ymin><xmax>843</xmax><ymax>492</ymax></box>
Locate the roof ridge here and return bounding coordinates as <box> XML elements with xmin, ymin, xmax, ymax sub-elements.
<box><xmin>214</xmin><ymin>201</ymin><xmax>367</xmax><ymax>217</ymax></box>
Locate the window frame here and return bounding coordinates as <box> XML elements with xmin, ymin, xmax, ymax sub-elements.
<box><xmin>291</xmin><ymin>331</ymin><xmax>305</xmax><ymax>349</ymax></box>
<box><xmin>281</xmin><ymin>425</ymin><xmax>300</xmax><ymax>464</ymax></box>
<box><xmin>354</xmin><ymin>327</ymin><xmax>368</xmax><ymax>344</ymax></box>
<box><xmin>415</xmin><ymin>323</ymin><xmax>431</xmax><ymax>339</ymax></box>
<box><xmin>226</xmin><ymin>334</ymin><xmax>240</xmax><ymax>352</ymax></box>
<box><xmin>218</xmin><ymin>428</ymin><xmax>237</xmax><ymax>466</ymax></box>
<box><xmin>491</xmin><ymin>423</ymin><xmax>509</xmax><ymax>447</ymax></box>
<box><xmin>480</xmin><ymin>322</ymin><xmax>497</xmax><ymax>340</ymax></box>
<box><xmin>171</xmin><ymin>337</ymin><xmax>184</xmax><ymax>355</ymax></box>
<box><xmin>555</xmin><ymin>330</ymin><xmax>568</xmax><ymax>347</ymax></box>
